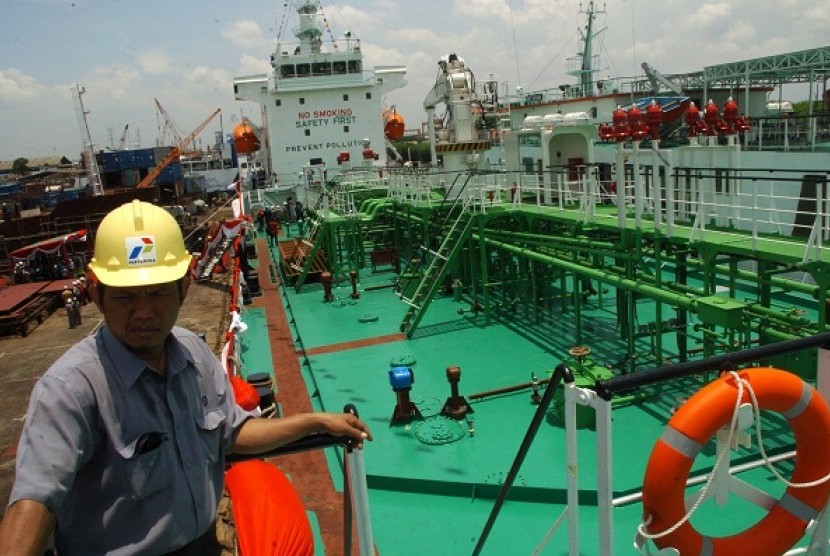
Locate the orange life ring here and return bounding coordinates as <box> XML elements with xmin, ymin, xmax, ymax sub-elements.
<box><xmin>642</xmin><ymin>367</ymin><xmax>830</xmax><ymax>555</ymax></box>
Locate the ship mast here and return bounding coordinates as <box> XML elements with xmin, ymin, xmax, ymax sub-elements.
<box><xmin>568</xmin><ymin>1</ymin><xmax>606</xmax><ymax>98</ymax></box>
<box><xmin>294</xmin><ymin>0</ymin><xmax>323</xmax><ymax>55</ymax></box>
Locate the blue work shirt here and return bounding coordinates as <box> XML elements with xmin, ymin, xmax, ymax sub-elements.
<box><xmin>9</xmin><ymin>326</ymin><xmax>253</xmax><ymax>554</ymax></box>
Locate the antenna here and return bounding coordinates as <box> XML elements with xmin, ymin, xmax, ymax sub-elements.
<box><xmin>508</xmin><ymin>4</ymin><xmax>522</xmax><ymax>91</ymax></box>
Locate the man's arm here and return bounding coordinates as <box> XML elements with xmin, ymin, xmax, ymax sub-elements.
<box><xmin>230</xmin><ymin>412</ymin><xmax>371</xmax><ymax>455</ymax></box>
<box><xmin>0</xmin><ymin>499</ymin><xmax>55</xmax><ymax>555</ymax></box>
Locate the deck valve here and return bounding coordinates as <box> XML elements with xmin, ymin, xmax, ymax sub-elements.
<box><xmin>442</xmin><ymin>365</ymin><xmax>473</xmax><ymax>419</ymax></box>
<box><xmin>389</xmin><ymin>366</ymin><xmax>422</xmax><ymax>425</ymax></box>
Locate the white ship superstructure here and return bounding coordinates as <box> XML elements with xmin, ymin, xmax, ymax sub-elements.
<box><xmin>233</xmin><ymin>0</ymin><xmax>406</xmax><ymax>186</ymax></box>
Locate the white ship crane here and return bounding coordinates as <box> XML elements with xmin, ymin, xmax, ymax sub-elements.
<box><xmin>423</xmin><ymin>53</ymin><xmax>479</xmax><ymax>169</ymax></box>
<box><xmin>641</xmin><ymin>62</ymin><xmax>683</xmax><ymax>95</ymax></box>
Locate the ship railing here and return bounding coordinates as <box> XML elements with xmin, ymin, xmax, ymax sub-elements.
<box><xmin>744</xmin><ymin>113</ymin><xmax>830</xmax><ymax>153</ymax></box>
<box><xmin>507</xmin><ymin>162</ymin><xmax>830</xmax><ymax>263</ymax></box>
<box><xmin>414</xmin><ymin>170</ymin><xmax>551</xmax><ymax>214</ymax></box>
<box><xmin>225</xmin><ymin>407</ymin><xmax>375</xmax><ymax>556</ymax></box>
<box><xmin>499</xmin><ymin>166</ymin><xmax>608</xmax><ymax>214</ymax></box>
<box><xmin>386</xmin><ymin>171</ymin><xmax>434</xmax><ymax>204</ymax></box>
<box><xmin>623</xmin><ymin>165</ymin><xmax>830</xmax><ymax>262</ymax></box>
<box><xmin>467</xmin><ymin>172</ymin><xmax>513</xmax><ymax>213</ymax></box>
<box><xmin>589</xmin><ymin>333</ymin><xmax>830</xmax><ymax>555</ymax></box>
<box><xmin>506</xmin><ymin>75</ymin><xmax>639</xmax><ymax>108</ymax></box>
<box><xmin>475</xmin><ymin>333</ymin><xmax>830</xmax><ymax>555</ymax></box>
<box><xmin>221</xmin><ymin>227</ymin><xmax>374</xmax><ymax>555</ymax></box>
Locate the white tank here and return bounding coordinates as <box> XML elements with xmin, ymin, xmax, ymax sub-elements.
<box><xmin>522</xmin><ymin>115</ymin><xmax>543</xmax><ymax>129</ymax></box>
<box><xmin>561</xmin><ymin>112</ymin><xmax>591</xmax><ymax>125</ymax></box>
<box><xmin>542</xmin><ymin>114</ymin><xmax>562</xmax><ymax>129</ymax></box>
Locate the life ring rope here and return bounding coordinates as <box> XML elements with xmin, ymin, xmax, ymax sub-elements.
<box><xmin>744</xmin><ymin>377</ymin><xmax>830</xmax><ymax>490</ymax></box>
<box><xmin>639</xmin><ymin>370</ymin><xmax>830</xmax><ymax>542</ymax></box>
<box><xmin>637</xmin><ymin>370</ymin><xmax>747</xmax><ymax>540</ymax></box>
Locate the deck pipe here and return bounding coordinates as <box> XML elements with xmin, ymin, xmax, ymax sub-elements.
<box><xmin>563</xmin><ymin>257</ymin><xmax>819</xmax><ymax>333</ymax></box>
<box><xmin>481</xmin><ymin>236</ymin><xmax>820</xmax><ymax>340</ymax></box>
<box><xmin>387</xmin><ymin>209</ymin><xmax>820</xmax><ymax>336</ymax></box>
<box><xmin>468</xmin><ymin>377</ymin><xmax>551</xmax><ymax>401</ymax></box>
<box><xmin>387</xmin><ymin>201</ymin><xmax>824</xmax><ymax>301</ymax></box>
<box><xmin>484</xmin><ymin>227</ymin><xmax>823</xmax><ymax>299</ymax></box>
<box><xmin>479</xmin><ymin>236</ymin><xmax>697</xmax><ymax>311</ymax></box>
<box><xmin>454</xmin><ymin>223</ymin><xmax>817</xmax><ymax>325</ymax></box>
<box><xmin>683</xmin><ymin>257</ymin><xmax>821</xmax><ymax>298</ymax></box>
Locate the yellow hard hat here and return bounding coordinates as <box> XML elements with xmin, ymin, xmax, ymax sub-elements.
<box><xmin>89</xmin><ymin>200</ymin><xmax>192</xmax><ymax>287</ymax></box>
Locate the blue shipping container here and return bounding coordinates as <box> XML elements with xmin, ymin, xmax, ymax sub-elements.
<box><xmin>100</xmin><ymin>152</ymin><xmax>120</xmax><ymax>172</ymax></box>
<box><xmin>136</xmin><ymin>148</ymin><xmax>155</xmax><ymax>168</ymax></box>
<box><xmin>120</xmin><ymin>150</ymin><xmax>137</xmax><ymax>169</ymax></box>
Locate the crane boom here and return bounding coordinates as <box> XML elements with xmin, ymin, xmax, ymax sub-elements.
<box><xmin>137</xmin><ymin>108</ymin><xmax>221</xmax><ymax>189</ymax></box>
<box><xmin>155</xmin><ymin>98</ymin><xmax>184</xmax><ymax>147</ymax></box>
<box><xmin>117</xmin><ymin>124</ymin><xmax>130</xmax><ymax>151</ymax></box>
<box><xmin>641</xmin><ymin>62</ymin><xmax>683</xmax><ymax>95</ymax></box>
<box><xmin>71</xmin><ymin>83</ymin><xmax>104</xmax><ymax>196</ymax></box>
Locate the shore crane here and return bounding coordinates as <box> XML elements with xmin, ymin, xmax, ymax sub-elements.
<box><xmin>137</xmin><ymin>108</ymin><xmax>221</xmax><ymax>189</ymax></box>
<box><xmin>155</xmin><ymin>98</ymin><xmax>184</xmax><ymax>147</ymax></box>
<box><xmin>71</xmin><ymin>83</ymin><xmax>104</xmax><ymax>196</ymax></box>
<box><xmin>117</xmin><ymin>124</ymin><xmax>130</xmax><ymax>151</ymax></box>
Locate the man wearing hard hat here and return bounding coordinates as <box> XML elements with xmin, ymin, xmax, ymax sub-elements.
<box><xmin>0</xmin><ymin>200</ymin><xmax>371</xmax><ymax>554</ymax></box>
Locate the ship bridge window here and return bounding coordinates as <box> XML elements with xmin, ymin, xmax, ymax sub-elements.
<box><xmin>280</xmin><ymin>65</ymin><xmax>296</xmax><ymax>78</ymax></box>
<box><xmin>299</xmin><ymin>97</ymin><xmax>305</xmax><ymax>105</ymax></box>
<box><xmin>344</xmin><ymin>126</ymin><xmax>350</xmax><ymax>133</ymax></box>
<box><xmin>343</xmin><ymin>94</ymin><xmax>349</xmax><ymax>101</ymax></box>
<box><xmin>365</xmin><ymin>92</ymin><xmax>372</xmax><ymax>100</ymax></box>
<box><xmin>519</xmin><ymin>136</ymin><xmax>540</xmax><ymax>147</ymax></box>
<box><xmin>348</xmin><ymin>60</ymin><xmax>361</xmax><ymax>73</ymax></box>
<box><xmin>312</xmin><ymin>62</ymin><xmax>332</xmax><ymax>75</ymax></box>
<box><xmin>275</xmin><ymin>99</ymin><xmax>282</xmax><ymax>107</ymax></box>
<box><xmin>333</xmin><ymin>61</ymin><xmax>347</xmax><ymax>74</ymax></box>
<box><xmin>304</xmin><ymin>129</ymin><xmax>311</xmax><ymax>137</ymax></box>
<box><xmin>296</xmin><ymin>63</ymin><xmax>310</xmax><ymax>76</ymax></box>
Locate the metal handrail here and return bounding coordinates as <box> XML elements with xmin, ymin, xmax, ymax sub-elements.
<box><xmin>225</xmin><ymin>404</ymin><xmax>374</xmax><ymax>556</ymax></box>
<box><xmin>586</xmin><ymin>333</ymin><xmax>830</xmax><ymax>555</ymax></box>
<box><xmin>595</xmin><ymin>331</ymin><xmax>830</xmax><ymax>400</ymax></box>
<box><xmin>472</xmin><ymin>363</ymin><xmax>575</xmax><ymax>556</ymax></box>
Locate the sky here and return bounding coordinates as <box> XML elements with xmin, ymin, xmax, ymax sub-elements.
<box><xmin>1</xmin><ymin>0</ymin><xmax>828</xmax><ymax>162</ymax></box>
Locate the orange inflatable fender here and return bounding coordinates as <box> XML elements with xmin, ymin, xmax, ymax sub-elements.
<box><xmin>642</xmin><ymin>367</ymin><xmax>830</xmax><ymax>555</ymax></box>
<box><xmin>226</xmin><ymin>459</ymin><xmax>314</xmax><ymax>556</ymax></box>
<box><xmin>229</xmin><ymin>375</ymin><xmax>260</xmax><ymax>412</ymax></box>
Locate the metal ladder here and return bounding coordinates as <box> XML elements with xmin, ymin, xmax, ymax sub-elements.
<box><xmin>398</xmin><ymin>188</ymin><xmax>476</xmax><ymax>337</ymax></box>
<box><xmin>291</xmin><ymin>176</ymin><xmax>354</xmax><ymax>291</ymax></box>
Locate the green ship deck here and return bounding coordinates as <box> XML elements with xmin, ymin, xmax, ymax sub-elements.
<box><xmin>239</xmin><ymin>235</ymin><xmax>823</xmax><ymax>555</ymax></box>
<box><xmin>238</xmin><ymin>158</ymin><xmax>830</xmax><ymax>553</ymax></box>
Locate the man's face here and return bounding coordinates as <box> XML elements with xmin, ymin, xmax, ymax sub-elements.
<box><xmin>94</xmin><ymin>280</ymin><xmax>187</xmax><ymax>361</ymax></box>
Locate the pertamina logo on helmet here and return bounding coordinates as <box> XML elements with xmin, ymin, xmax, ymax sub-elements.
<box><xmin>125</xmin><ymin>236</ymin><xmax>157</xmax><ymax>266</ymax></box>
